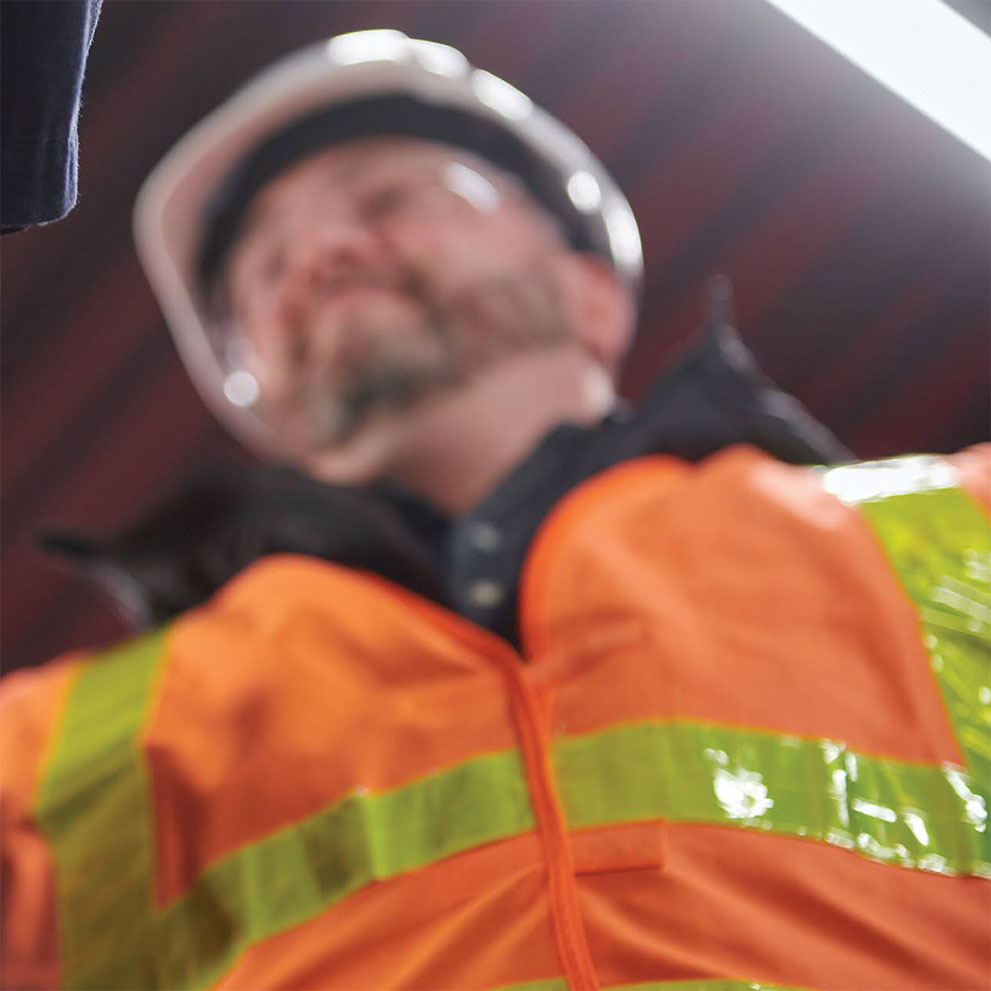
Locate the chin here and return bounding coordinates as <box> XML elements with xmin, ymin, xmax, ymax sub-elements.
<box><xmin>302</xmin><ymin>418</ymin><xmax>400</xmax><ymax>486</ymax></box>
<box><xmin>332</xmin><ymin>294</ymin><xmax>430</xmax><ymax>339</ymax></box>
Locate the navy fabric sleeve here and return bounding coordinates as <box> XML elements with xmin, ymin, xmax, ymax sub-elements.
<box><xmin>1</xmin><ymin>0</ymin><xmax>102</xmax><ymax>231</ymax></box>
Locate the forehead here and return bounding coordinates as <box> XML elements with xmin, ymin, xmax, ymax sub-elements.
<box><xmin>243</xmin><ymin>136</ymin><xmax>513</xmax><ymax>220</ymax></box>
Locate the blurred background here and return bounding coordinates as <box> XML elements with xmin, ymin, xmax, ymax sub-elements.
<box><xmin>2</xmin><ymin>0</ymin><xmax>988</xmax><ymax>673</ymax></box>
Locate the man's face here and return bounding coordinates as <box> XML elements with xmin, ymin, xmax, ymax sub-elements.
<box><xmin>221</xmin><ymin>137</ymin><xmax>575</xmax><ymax>455</ymax></box>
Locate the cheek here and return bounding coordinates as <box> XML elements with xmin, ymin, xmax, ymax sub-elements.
<box><xmin>389</xmin><ymin>212</ymin><xmax>551</xmax><ymax>295</ymax></box>
<box><xmin>241</xmin><ymin>319</ymin><xmax>293</xmax><ymax>398</ymax></box>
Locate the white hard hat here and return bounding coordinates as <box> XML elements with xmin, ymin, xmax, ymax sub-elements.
<box><xmin>133</xmin><ymin>29</ymin><xmax>643</xmax><ymax>454</ymax></box>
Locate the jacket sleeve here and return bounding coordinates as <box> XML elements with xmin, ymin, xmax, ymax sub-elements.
<box><xmin>0</xmin><ymin>657</ymin><xmax>84</xmax><ymax>990</ymax></box>
<box><xmin>0</xmin><ymin>0</ymin><xmax>102</xmax><ymax>231</ymax></box>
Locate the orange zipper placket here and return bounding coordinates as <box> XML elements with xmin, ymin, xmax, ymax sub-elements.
<box><xmin>347</xmin><ymin>563</ymin><xmax>601</xmax><ymax>987</ymax></box>
<box><xmin>501</xmin><ymin>659</ymin><xmax>599</xmax><ymax>991</ymax></box>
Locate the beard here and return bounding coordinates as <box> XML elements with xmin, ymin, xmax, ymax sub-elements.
<box><xmin>267</xmin><ymin>261</ymin><xmax>572</xmax><ymax>452</ymax></box>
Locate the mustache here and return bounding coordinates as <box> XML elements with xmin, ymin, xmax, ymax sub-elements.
<box><xmin>297</xmin><ymin>264</ymin><xmax>436</xmax><ymax>320</ymax></box>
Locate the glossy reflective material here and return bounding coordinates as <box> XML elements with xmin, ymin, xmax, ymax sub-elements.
<box><xmin>553</xmin><ymin>456</ymin><xmax>990</xmax><ymax>879</ymax></box>
<box><xmin>827</xmin><ymin>458</ymin><xmax>991</xmax><ymax>792</ymax></box>
<box><xmin>818</xmin><ymin>455</ymin><xmax>957</xmax><ymax>504</ymax></box>
<box><xmin>554</xmin><ymin>719</ymin><xmax>989</xmax><ymax>877</ymax></box>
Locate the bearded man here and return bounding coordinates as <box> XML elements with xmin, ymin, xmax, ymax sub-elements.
<box><xmin>2</xmin><ymin>31</ymin><xmax>988</xmax><ymax>991</ymax></box>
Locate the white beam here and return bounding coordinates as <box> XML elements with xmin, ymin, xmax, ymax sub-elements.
<box><xmin>763</xmin><ymin>0</ymin><xmax>991</xmax><ymax>161</ymax></box>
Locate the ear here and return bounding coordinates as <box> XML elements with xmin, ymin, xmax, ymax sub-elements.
<box><xmin>552</xmin><ymin>252</ymin><xmax>635</xmax><ymax>375</ymax></box>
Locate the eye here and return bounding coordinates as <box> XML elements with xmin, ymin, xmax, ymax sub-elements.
<box><xmin>361</xmin><ymin>177</ymin><xmax>449</xmax><ymax>222</ymax></box>
<box><xmin>360</xmin><ymin>184</ymin><xmax>413</xmax><ymax>222</ymax></box>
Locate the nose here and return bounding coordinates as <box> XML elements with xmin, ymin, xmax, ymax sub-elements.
<box><xmin>278</xmin><ymin>211</ymin><xmax>385</xmax><ymax>312</ymax></box>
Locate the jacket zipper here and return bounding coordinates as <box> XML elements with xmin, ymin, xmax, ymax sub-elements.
<box><xmin>502</xmin><ymin>657</ymin><xmax>600</xmax><ymax>991</ymax></box>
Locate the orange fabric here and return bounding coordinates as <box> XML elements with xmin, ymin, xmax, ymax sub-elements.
<box><xmin>150</xmin><ymin>559</ymin><xmax>523</xmax><ymax>905</ymax></box>
<box><xmin>210</xmin><ymin>833</ymin><xmax>561</xmax><ymax>991</ymax></box>
<box><xmin>210</xmin><ymin>826</ymin><xmax>666</xmax><ymax>990</ymax></box>
<box><xmin>506</xmin><ymin>662</ymin><xmax>599</xmax><ymax>990</ymax></box>
<box><xmin>0</xmin><ymin>656</ymin><xmax>82</xmax><ymax>990</ymax></box>
<box><xmin>577</xmin><ymin>822</ymin><xmax>991</xmax><ymax>991</ymax></box>
<box><xmin>570</xmin><ymin>822</ymin><xmax>667</xmax><ymax>876</ymax></box>
<box><xmin>522</xmin><ymin>447</ymin><xmax>964</xmax><ymax>766</ymax></box>
<box><xmin>4</xmin><ymin>443</ymin><xmax>990</xmax><ymax>989</ymax></box>
<box><xmin>153</xmin><ymin>556</ymin><xmax>598</xmax><ymax>988</ymax></box>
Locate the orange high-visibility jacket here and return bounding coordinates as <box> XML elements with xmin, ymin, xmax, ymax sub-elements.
<box><xmin>2</xmin><ymin>445</ymin><xmax>989</xmax><ymax>991</ymax></box>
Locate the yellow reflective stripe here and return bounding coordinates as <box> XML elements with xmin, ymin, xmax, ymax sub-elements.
<box><xmin>34</xmin><ymin>628</ymin><xmax>167</xmax><ymax>990</ymax></box>
<box><xmin>38</xmin><ymin>662</ymin><xmax>534</xmax><ymax>991</ymax></box>
<box><xmin>34</xmin><ymin>454</ymin><xmax>986</xmax><ymax>987</ymax></box>
<box><xmin>553</xmin><ymin>719</ymin><xmax>989</xmax><ymax>877</ymax></box>
<box><xmin>153</xmin><ymin>749</ymin><xmax>535</xmax><ymax>989</ymax></box>
<box><xmin>821</xmin><ymin>457</ymin><xmax>991</xmax><ymax>788</ymax></box>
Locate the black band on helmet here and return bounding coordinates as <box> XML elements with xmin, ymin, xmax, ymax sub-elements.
<box><xmin>196</xmin><ymin>93</ymin><xmax>607</xmax><ymax>308</ymax></box>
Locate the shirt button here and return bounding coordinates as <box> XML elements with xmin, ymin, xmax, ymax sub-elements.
<box><xmin>467</xmin><ymin>579</ymin><xmax>505</xmax><ymax>609</ymax></box>
<box><xmin>468</xmin><ymin>521</ymin><xmax>502</xmax><ymax>552</ymax></box>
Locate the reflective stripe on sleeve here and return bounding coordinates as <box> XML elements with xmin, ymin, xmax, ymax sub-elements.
<box><xmin>37</xmin><ymin>654</ymin><xmax>535</xmax><ymax>991</ymax></box>
<box><xmin>34</xmin><ymin>628</ymin><xmax>168</xmax><ymax>990</ymax></box>
<box><xmin>154</xmin><ymin>749</ymin><xmax>535</xmax><ymax>989</ymax></box>
<box><xmin>821</xmin><ymin>456</ymin><xmax>991</xmax><ymax>791</ymax></box>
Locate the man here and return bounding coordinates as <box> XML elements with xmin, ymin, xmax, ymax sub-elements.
<box><xmin>2</xmin><ymin>31</ymin><xmax>988</xmax><ymax>991</ymax></box>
